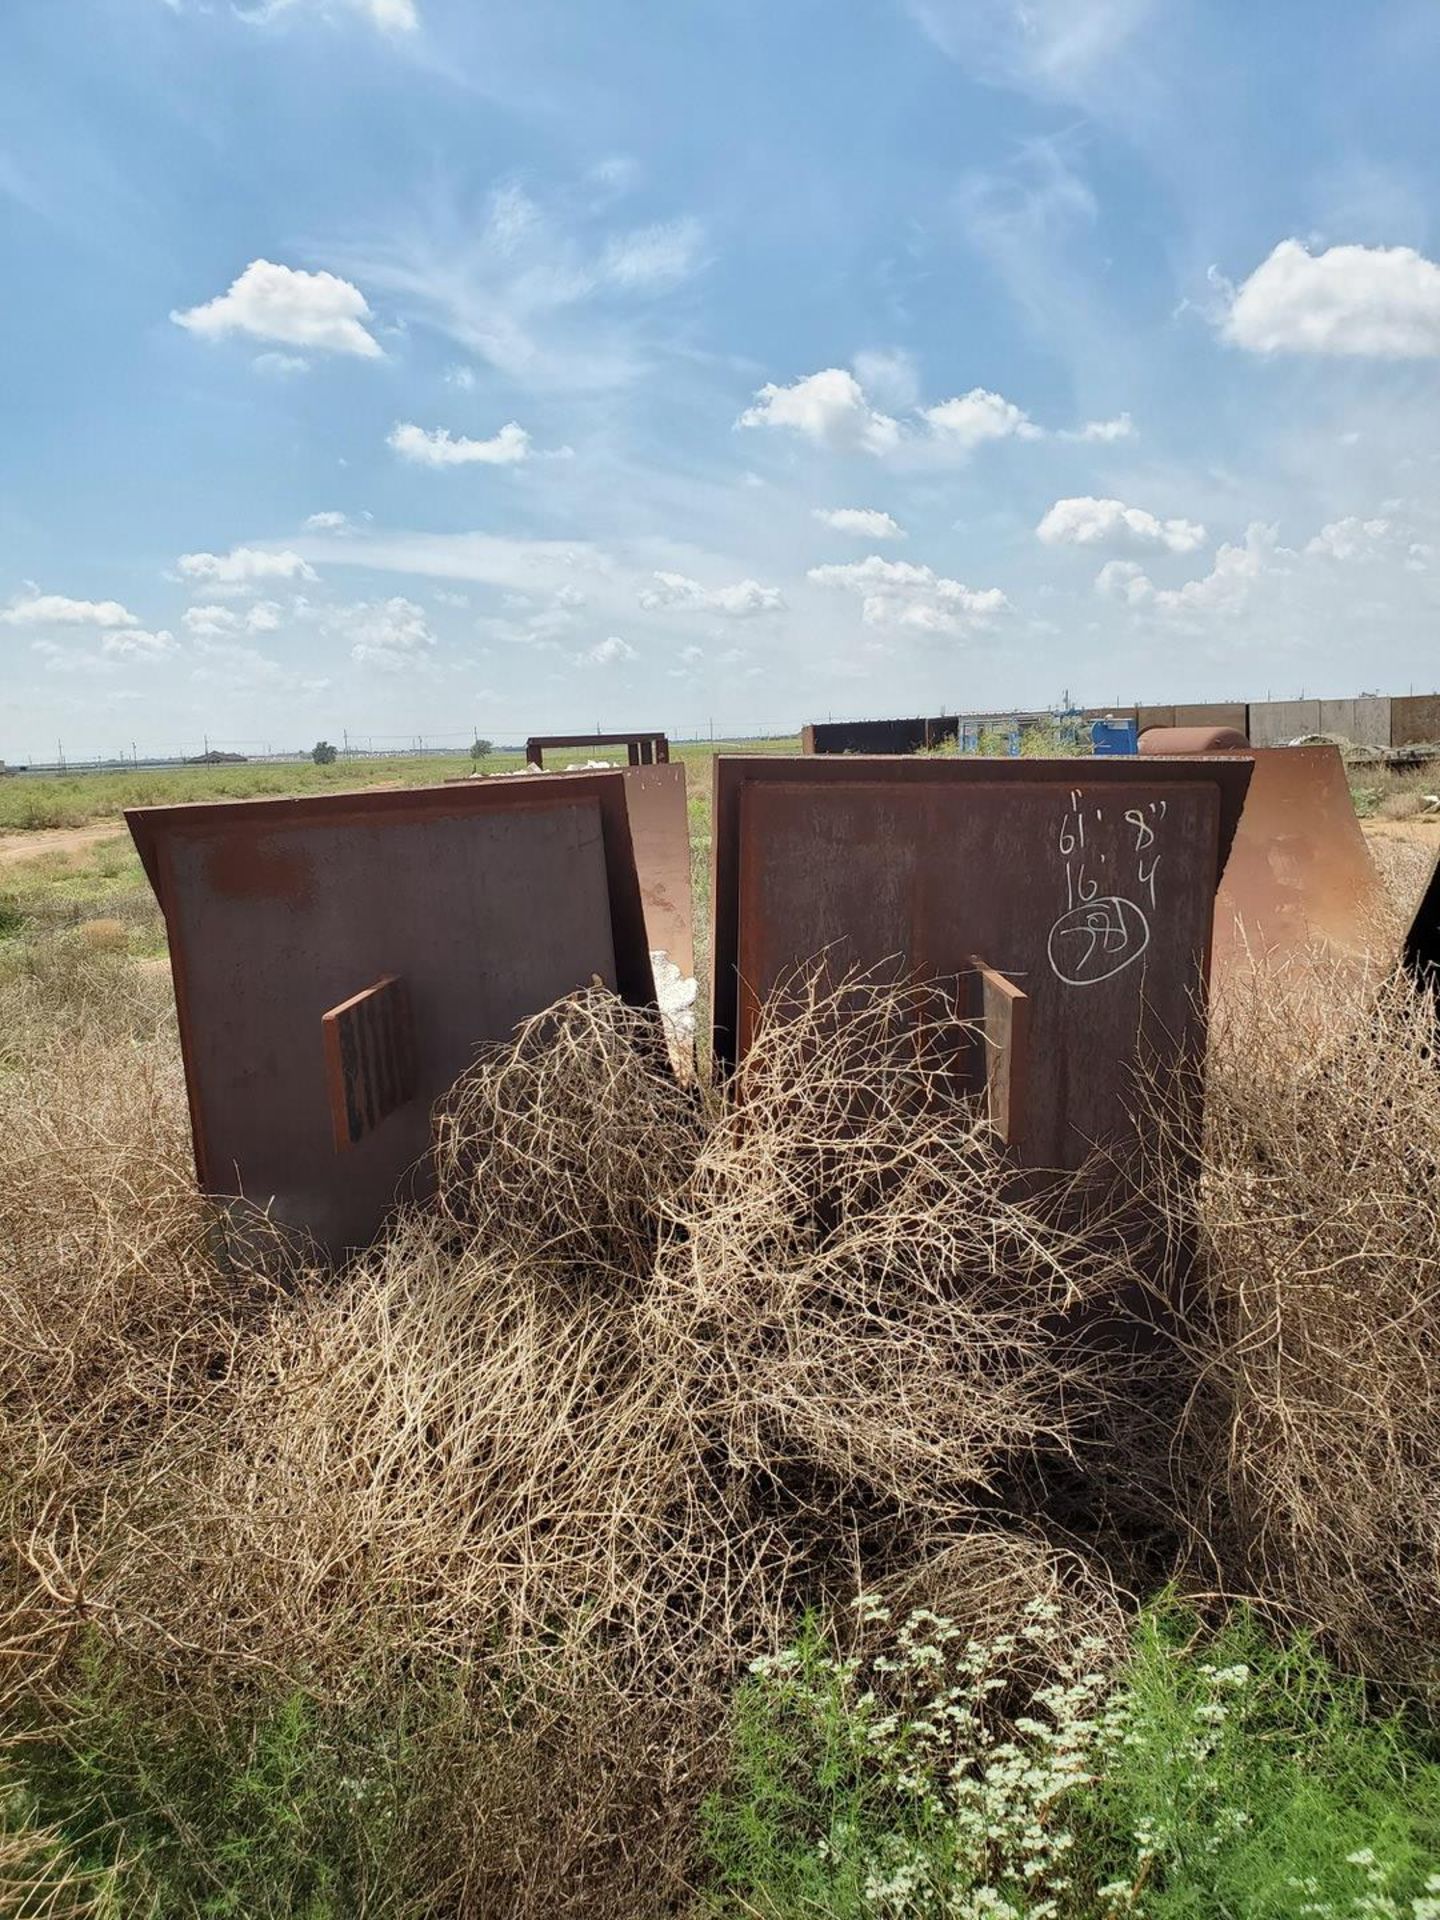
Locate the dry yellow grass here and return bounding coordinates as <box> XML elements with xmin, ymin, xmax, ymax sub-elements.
<box><xmin>1</xmin><ymin>858</ymin><xmax>1438</xmax><ymax>1908</ymax></box>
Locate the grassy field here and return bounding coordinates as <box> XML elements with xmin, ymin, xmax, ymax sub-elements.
<box><xmin>0</xmin><ymin>737</ymin><xmax>801</xmax><ymax>833</ymax></box>
<box><xmin>1</xmin><ymin>744</ymin><xmax>1438</xmax><ymax>1916</ymax></box>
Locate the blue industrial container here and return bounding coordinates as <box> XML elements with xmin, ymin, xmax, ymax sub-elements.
<box><xmin>1091</xmin><ymin>717</ymin><xmax>1139</xmax><ymax>757</ymax></box>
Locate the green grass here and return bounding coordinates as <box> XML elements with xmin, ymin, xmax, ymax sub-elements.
<box><xmin>0</xmin><ymin>833</ymin><xmax>165</xmax><ymax>957</ymax></box>
<box><xmin>0</xmin><ymin>755</ymin><xmax>484</xmax><ymax>831</ymax></box>
<box><xmin>0</xmin><ymin>736</ymin><xmax>798</xmax><ymax>984</ymax></box>
<box><xmin>700</xmin><ymin>1602</ymin><xmax>1440</xmax><ymax>1918</ymax></box>
<box><xmin>1</xmin><ymin>1634</ymin><xmax>480</xmax><ymax>1919</ymax></box>
<box><xmin>0</xmin><ymin>738</ymin><xmax>801</xmax><ymax>834</ymax></box>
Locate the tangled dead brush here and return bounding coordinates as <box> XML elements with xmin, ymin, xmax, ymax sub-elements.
<box><xmin>2</xmin><ymin>971</ymin><xmax>1141</xmax><ymax>1914</ymax></box>
<box><xmin>0</xmin><ymin>948</ymin><xmax>285</xmax><ymax>1722</ymax></box>
<box><xmin>1174</xmin><ymin>958</ymin><xmax>1440</xmax><ymax>1696</ymax></box>
<box><xmin>8</xmin><ymin>929</ymin><xmax>1437</xmax><ymax>1909</ymax></box>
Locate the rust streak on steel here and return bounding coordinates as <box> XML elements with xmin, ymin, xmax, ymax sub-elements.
<box><xmin>1138</xmin><ymin>725</ymin><xmax>1250</xmax><ymax>754</ymax></box>
<box><xmin>1141</xmin><ymin>739</ymin><xmax>1390</xmax><ymax>987</ymax></box>
<box><xmin>441</xmin><ymin>762</ymin><xmax>694</xmax><ymax>984</ymax></box>
<box><xmin>969</xmin><ymin>958</ymin><xmax>1029</xmax><ymax>1149</ymax></box>
<box><xmin>321</xmin><ymin>973</ymin><xmax>417</xmax><ymax>1153</ymax></box>
<box><xmin>525</xmin><ymin>731</ymin><xmax>669</xmax><ymax>769</ymax></box>
<box><xmin>127</xmin><ymin>771</ymin><xmax>657</xmax><ymax>1257</ymax></box>
<box><xmin>710</xmin><ymin>753</ymin><xmax>1252</xmax><ymax>1177</ymax></box>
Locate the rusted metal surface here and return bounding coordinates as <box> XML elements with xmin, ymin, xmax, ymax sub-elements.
<box><xmin>1142</xmin><ymin>744</ymin><xmax>1388</xmax><ymax>985</ymax></box>
<box><xmin>443</xmin><ymin>763</ymin><xmax>694</xmax><ymax>983</ymax></box>
<box><xmin>1139</xmin><ymin>725</ymin><xmax>1250</xmax><ymax>753</ymax></box>
<box><xmin>618</xmin><ymin>762</ymin><xmax>693</xmax><ymax>979</ymax></box>
<box><xmin>525</xmin><ymin>731</ymin><xmax>669</xmax><ymax>768</ymax></box>
<box><xmin>711</xmin><ymin>755</ymin><xmax>1252</xmax><ymax>1173</ymax></box>
<box><xmin>802</xmin><ymin>716</ymin><xmax>958</xmax><ymax>755</ymax></box>
<box><xmin>1403</xmin><ymin>850</ymin><xmax>1440</xmax><ymax>991</ymax></box>
<box><xmin>969</xmin><ymin>959</ymin><xmax>1029</xmax><ymax>1148</ymax></box>
<box><xmin>322</xmin><ymin>974</ymin><xmax>417</xmax><ymax>1153</ymax></box>
<box><xmin>128</xmin><ymin>775</ymin><xmax>654</xmax><ymax>1257</ymax></box>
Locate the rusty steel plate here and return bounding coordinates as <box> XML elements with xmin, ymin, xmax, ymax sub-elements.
<box><xmin>441</xmin><ymin>764</ymin><xmax>694</xmax><ymax>984</ymax></box>
<box><xmin>128</xmin><ymin>775</ymin><xmax>654</xmax><ymax>1257</ymax></box>
<box><xmin>1139</xmin><ymin>725</ymin><xmax>1250</xmax><ymax>753</ymax></box>
<box><xmin>618</xmin><ymin>762</ymin><xmax>694</xmax><ymax>981</ymax></box>
<box><xmin>526</xmin><ymin>731</ymin><xmax>669</xmax><ymax>768</ymax></box>
<box><xmin>711</xmin><ymin>755</ymin><xmax>1253</xmax><ymax>1174</ymax></box>
<box><xmin>1404</xmin><ymin>849</ymin><xmax>1440</xmax><ymax>991</ymax></box>
<box><xmin>1140</xmin><ymin>744</ymin><xmax>1388</xmax><ymax>984</ymax></box>
<box><xmin>322</xmin><ymin>973</ymin><xmax>418</xmax><ymax>1153</ymax></box>
<box><xmin>732</xmin><ymin>779</ymin><xmax>1221</xmax><ymax>1171</ymax></box>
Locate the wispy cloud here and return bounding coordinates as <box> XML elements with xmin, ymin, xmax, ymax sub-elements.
<box><xmin>326</xmin><ymin>177</ymin><xmax>706</xmax><ymax>391</ymax></box>
<box><xmin>236</xmin><ymin>0</ymin><xmax>420</xmax><ymax>36</ymax></box>
<box><xmin>903</xmin><ymin>0</ymin><xmax>1155</xmax><ymax>104</ymax></box>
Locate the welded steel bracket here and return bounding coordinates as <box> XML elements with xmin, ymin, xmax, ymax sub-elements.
<box><xmin>321</xmin><ymin>974</ymin><xmax>418</xmax><ymax>1152</ymax></box>
<box><xmin>969</xmin><ymin>958</ymin><xmax>1029</xmax><ymax>1148</ymax></box>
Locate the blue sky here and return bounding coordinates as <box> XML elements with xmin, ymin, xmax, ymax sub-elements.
<box><xmin>3</xmin><ymin>0</ymin><xmax>1440</xmax><ymax>759</ymax></box>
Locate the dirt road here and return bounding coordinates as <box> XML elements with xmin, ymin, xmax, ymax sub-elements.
<box><xmin>0</xmin><ymin>822</ymin><xmax>125</xmax><ymax>870</ymax></box>
<box><xmin>1361</xmin><ymin>816</ymin><xmax>1440</xmax><ymax>848</ymax></box>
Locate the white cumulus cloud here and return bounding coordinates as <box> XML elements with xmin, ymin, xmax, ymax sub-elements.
<box><xmin>1</xmin><ymin>592</ymin><xmax>139</xmax><ymax>628</ymax></box>
<box><xmin>922</xmin><ymin>387</ymin><xmax>1043</xmax><ymax>450</ymax></box>
<box><xmin>739</xmin><ymin>365</ymin><xmax>1110</xmax><ymax>463</ymax></box>
<box><xmin>1108</xmin><ymin>523</ymin><xmax>1279</xmax><ymax>617</ymax></box>
<box><xmin>737</xmin><ymin>368</ymin><xmax>900</xmax><ymax>454</ymax></box>
<box><xmin>172</xmin><ymin>259</ymin><xmax>382</xmax><ymax>359</ymax></box>
<box><xmin>582</xmin><ymin>635</ymin><xmax>636</xmax><ymax>666</ymax></box>
<box><xmin>183</xmin><ymin>602</ymin><xmax>284</xmax><ymax>637</ymax></box>
<box><xmin>100</xmin><ymin>628</ymin><xmax>177</xmax><ymax>659</ymax></box>
<box><xmin>1305</xmin><ymin>516</ymin><xmax>1393</xmax><ymax>561</ymax></box>
<box><xmin>303</xmin><ymin>510</ymin><xmax>351</xmax><ymax>532</ymax></box>
<box><xmin>1093</xmin><ymin>559</ymin><xmax>1154</xmax><ymax>605</ymax></box>
<box><xmin>813</xmin><ymin>507</ymin><xmax>906</xmax><ymax>540</ymax></box>
<box><xmin>347</xmin><ymin>596</ymin><xmax>435</xmax><ymax>670</ymax></box>
<box><xmin>387</xmin><ymin>420</ymin><xmax>531</xmax><ymax>467</ymax></box>
<box><xmin>1222</xmin><ymin>240</ymin><xmax>1440</xmax><ymax>357</ymax></box>
<box><xmin>177</xmin><ymin>547</ymin><xmax>317</xmax><ymax>588</ymax></box>
<box><xmin>1036</xmin><ymin>496</ymin><xmax>1207</xmax><ymax>555</ymax></box>
<box><xmin>808</xmin><ymin>554</ymin><xmax>1010</xmax><ymax>634</ymax></box>
<box><xmin>637</xmin><ymin>571</ymin><xmax>785</xmax><ymax>617</ymax></box>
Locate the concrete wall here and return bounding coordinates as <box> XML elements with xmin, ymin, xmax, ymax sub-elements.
<box><xmin>1390</xmin><ymin>695</ymin><xmax>1440</xmax><ymax>747</ymax></box>
<box><xmin>1248</xmin><ymin>700</ymin><xmax>1320</xmax><ymax>746</ymax></box>
<box><xmin>1318</xmin><ymin>698</ymin><xmax>1391</xmax><ymax>748</ymax></box>
<box><xmin>1174</xmin><ymin>702</ymin><xmax>1248</xmax><ymax>734</ymax></box>
<box><xmin>810</xmin><ymin>694</ymin><xmax>1440</xmax><ymax>755</ymax></box>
